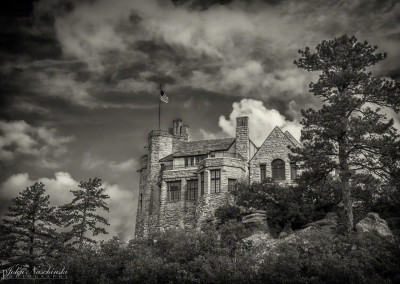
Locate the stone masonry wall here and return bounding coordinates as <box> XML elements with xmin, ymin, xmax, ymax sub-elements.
<box><xmin>143</xmin><ymin>130</ymin><xmax>173</xmax><ymax>237</ymax></box>
<box><xmin>159</xmin><ymin>168</ymin><xmax>197</xmax><ymax>230</ymax></box>
<box><xmin>249</xmin><ymin>127</ymin><xmax>296</xmax><ymax>184</ymax></box>
<box><xmin>135</xmin><ymin>155</ymin><xmax>148</xmax><ymax>238</ymax></box>
<box><xmin>195</xmin><ymin>157</ymin><xmax>246</xmax><ymax>228</ymax></box>
<box><xmin>235</xmin><ymin>117</ymin><xmax>249</xmax><ymax>162</ymax></box>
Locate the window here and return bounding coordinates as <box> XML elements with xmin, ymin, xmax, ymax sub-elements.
<box><xmin>210</xmin><ymin>170</ymin><xmax>220</xmax><ymax>193</ymax></box>
<box><xmin>167</xmin><ymin>181</ymin><xmax>181</xmax><ymax>201</ymax></box>
<box><xmin>185</xmin><ymin>156</ymin><xmax>206</xmax><ymax>167</ymax></box>
<box><xmin>228</xmin><ymin>179</ymin><xmax>237</xmax><ymax>192</ymax></box>
<box><xmin>271</xmin><ymin>159</ymin><xmax>285</xmax><ymax>180</ymax></box>
<box><xmin>200</xmin><ymin>172</ymin><xmax>204</xmax><ymax>195</ymax></box>
<box><xmin>185</xmin><ymin>157</ymin><xmax>195</xmax><ymax>167</ymax></box>
<box><xmin>260</xmin><ymin>164</ymin><xmax>266</xmax><ymax>182</ymax></box>
<box><xmin>186</xmin><ymin>180</ymin><xmax>198</xmax><ymax>200</ymax></box>
<box><xmin>290</xmin><ymin>162</ymin><xmax>297</xmax><ymax>180</ymax></box>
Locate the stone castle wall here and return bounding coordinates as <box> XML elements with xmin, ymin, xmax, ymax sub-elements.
<box><xmin>135</xmin><ymin>118</ymin><xmax>300</xmax><ymax>238</ymax></box>
<box><xmin>141</xmin><ymin>130</ymin><xmax>174</xmax><ymax>237</ymax></box>
<box><xmin>135</xmin><ymin>155</ymin><xmax>148</xmax><ymax>238</ymax></box>
<box><xmin>235</xmin><ymin>117</ymin><xmax>249</xmax><ymax>162</ymax></box>
<box><xmin>249</xmin><ymin>127</ymin><xmax>295</xmax><ymax>184</ymax></box>
<box><xmin>195</xmin><ymin>157</ymin><xmax>246</xmax><ymax>227</ymax></box>
<box><xmin>159</xmin><ymin>168</ymin><xmax>197</xmax><ymax>230</ymax></box>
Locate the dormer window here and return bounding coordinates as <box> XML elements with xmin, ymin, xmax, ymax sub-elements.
<box><xmin>185</xmin><ymin>157</ymin><xmax>195</xmax><ymax>167</ymax></box>
<box><xmin>184</xmin><ymin>155</ymin><xmax>207</xmax><ymax>168</ymax></box>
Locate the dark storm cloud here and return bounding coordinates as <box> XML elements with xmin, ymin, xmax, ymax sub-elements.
<box><xmin>2</xmin><ymin>0</ymin><xmax>400</xmax><ymax>117</ymax></box>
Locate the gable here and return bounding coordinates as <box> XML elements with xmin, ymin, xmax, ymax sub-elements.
<box><xmin>284</xmin><ymin>131</ymin><xmax>301</xmax><ymax>147</ymax></box>
<box><xmin>250</xmin><ymin>126</ymin><xmax>295</xmax><ymax>162</ymax></box>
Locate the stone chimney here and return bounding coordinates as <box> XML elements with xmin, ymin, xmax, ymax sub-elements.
<box><xmin>169</xmin><ymin>119</ymin><xmax>189</xmax><ymax>142</ymax></box>
<box><xmin>235</xmin><ymin>116</ymin><xmax>249</xmax><ymax>162</ymax></box>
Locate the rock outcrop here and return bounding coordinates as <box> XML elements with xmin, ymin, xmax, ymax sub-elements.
<box><xmin>242</xmin><ymin>210</ymin><xmax>269</xmax><ymax>233</ymax></box>
<box><xmin>242</xmin><ymin>210</ymin><xmax>272</xmax><ymax>245</ymax></box>
<box><xmin>278</xmin><ymin>223</ymin><xmax>293</xmax><ymax>239</ymax></box>
<box><xmin>355</xmin><ymin>212</ymin><xmax>393</xmax><ymax>237</ymax></box>
<box><xmin>303</xmin><ymin>212</ymin><xmax>338</xmax><ymax>233</ymax></box>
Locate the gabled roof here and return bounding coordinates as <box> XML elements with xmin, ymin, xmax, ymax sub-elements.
<box><xmin>284</xmin><ymin>130</ymin><xmax>301</xmax><ymax>147</ymax></box>
<box><xmin>174</xmin><ymin>138</ymin><xmax>235</xmax><ymax>157</ymax></box>
<box><xmin>159</xmin><ymin>154</ymin><xmax>173</xmax><ymax>162</ymax></box>
<box><xmin>249</xmin><ymin>126</ymin><xmax>300</xmax><ymax>162</ymax></box>
<box><xmin>159</xmin><ymin>138</ymin><xmax>236</xmax><ymax>162</ymax></box>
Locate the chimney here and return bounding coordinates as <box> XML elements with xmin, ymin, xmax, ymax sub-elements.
<box><xmin>171</xmin><ymin>119</ymin><xmax>189</xmax><ymax>142</ymax></box>
<box><xmin>235</xmin><ymin>116</ymin><xmax>249</xmax><ymax>162</ymax></box>
<box><xmin>172</xmin><ymin>119</ymin><xmax>183</xmax><ymax>135</ymax></box>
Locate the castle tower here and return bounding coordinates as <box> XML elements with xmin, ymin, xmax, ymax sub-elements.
<box><xmin>135</xmin><ymin>130</ymin><xmax>173</xmax><ymax>238</ymax></box>
<box><xmin>235</xmin><ymin>116</ymin><xmax>249</xmax><ymax>162</ymax></box>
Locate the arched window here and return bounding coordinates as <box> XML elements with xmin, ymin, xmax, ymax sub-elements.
<box><xmin>271</xmin><ymin>159</ymin><xmax>285</xmax><ymax>180</ymax></box>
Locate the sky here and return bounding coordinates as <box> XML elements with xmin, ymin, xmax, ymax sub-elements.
<box><xmin>1</xmin><ymin>0</ymin><xmax>399</xmax><ymax>242</ymax></box>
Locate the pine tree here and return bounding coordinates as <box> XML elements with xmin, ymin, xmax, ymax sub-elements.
<box><xmin>291</xmin><ymin>35</ymin><xmax>400</xmax><ymax>233</ymax></box>
<box><xmin>1</xmin><ymin>182</ymin><xmax>60</xmax><ymax>273</ymax></box>
<box><xmin>61</xmin><ymin>177</ymin><xmax>110</xmax><ymax>248</ymax></box>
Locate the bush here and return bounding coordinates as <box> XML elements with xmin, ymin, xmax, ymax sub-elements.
<box><xmin>258</xmin><ymin>231</ymin><xmax>400</xmax><ymax>283</ymax></box>
<box><xmin>232</xmin><ymin>179</ymin><xmax>317</xmax><ymax>233</ymax></box>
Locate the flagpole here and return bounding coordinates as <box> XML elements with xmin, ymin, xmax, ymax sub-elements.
<box><xmin>159</xmin><ymin>83</ymin><xmax>161</xmax><ymax>130</ymax></box>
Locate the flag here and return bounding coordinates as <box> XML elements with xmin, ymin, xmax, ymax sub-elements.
<box><xmin>159</xmin><ymin>89</ymin><xmax>169</xmax><ymax>103</ymax></box>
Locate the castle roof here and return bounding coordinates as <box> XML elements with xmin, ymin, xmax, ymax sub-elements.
<box><xmin>159</xmin><ymin>138</ymin><xmax>235</xmax><ymax>162</ymax></box>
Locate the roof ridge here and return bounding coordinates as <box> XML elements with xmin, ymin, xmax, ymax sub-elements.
<box><xmin>179</xmin><ymin>137</ymin><xmax>235</xmax><ymax>143</ymax></box>
<box><xmin>283</xmin><ymin>130</ymin><xmax>301</xmax><ymax>147</ymax></box>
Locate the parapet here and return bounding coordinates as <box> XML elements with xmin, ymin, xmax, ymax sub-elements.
<box><xmin>148</xmin><ymin>130</ymin><xmax>172</xmax><ymax>138</ymax></box>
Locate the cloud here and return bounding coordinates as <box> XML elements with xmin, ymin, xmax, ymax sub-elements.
<box><xmin>52</xmin><ymin>0</ymin><xmax>400</xmax><ymax>95</ymax></box>
<box><xmin>218</xmin><ymin>99</ymin><xmax>302</xmax><ymax>145</ymax></box>
<box><xmin>0</xmin><ymin>172</ymin><xmax>136</xmax><ymax>242</ymax></box>
<box><xmin>3</xmin><ymin>0</ymin><xmax>398</xmax><ymax>114</ymax></box>
<box><xmin>0</xmin><ymin>120</ymin><xmax>74</xmax><ymax>168</ymax></box>
<box><xmin>82</xmin><ymin>152</ymin><xmax>137</xmax><ymax>173</ymax></box>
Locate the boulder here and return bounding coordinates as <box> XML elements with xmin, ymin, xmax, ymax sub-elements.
<box><xmin>242</xmin><ymin>210</ymin><xmax>271</xmax><ymax>246</ymax></box>
<box><xmin>304</xmin><ymin>212</ymin><xmax>338</xmax><ymax>233</ymax></box>
<box><xmin>242</xmin><ymin>210</ymin><xmax>269</xmax><ymax>234</ymax></box>
<box><xmin>278</xmin><ymin>223</ymin><xmax>293</xmax><ymax>239</ymax></box>
<box><xmin>355</xmin><ymin>212</ymin><xmax>393</xmax><ymax>237</ymax></box>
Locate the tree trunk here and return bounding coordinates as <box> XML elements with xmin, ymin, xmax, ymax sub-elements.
<box><xmin>29</xmin><ymin>235</ymin><xmax>34</xmax><ymax>274</ymax></box>
<box><xmin>29</xmin><ymin>217</ymin><xmax>35</xmax><ymax>274</ymax></box>
<box><xmin>339</xmin><ymin>136</ymin><xmax>354</xmax><ymax>234</ymax></box>
<box><xmin>79</xmin><ymin>193</ymin><xmax>88</xmax><ymax>249</ymax></box>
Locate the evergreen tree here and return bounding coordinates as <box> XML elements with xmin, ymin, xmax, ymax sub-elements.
<box><xmin>292</xmin><ymin>35</ymin><xmax>400</xmax><ymax>233</ymax></box>
<box><xmin>61</xmin><ymin>177</ymin><xmax>110</xmax><ymax>247</ymax></box>
<box><xmin>1</xmin><ymin>182</ymin><xmax>59</xmax><ymax>273</ymax></box>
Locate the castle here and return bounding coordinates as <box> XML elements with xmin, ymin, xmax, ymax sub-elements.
<box><xmin>135</xmin><ymin>117</ymin><xmax>301</xmax><ymax>237</ymax></box>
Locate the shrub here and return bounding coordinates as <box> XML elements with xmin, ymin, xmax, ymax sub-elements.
<box><xmin>258</xmin><ymin>231</ymin><xmax>400</xmax><ymax>283</ymax></box>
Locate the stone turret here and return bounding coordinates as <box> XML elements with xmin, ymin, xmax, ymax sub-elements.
<box><xmin>136</xmin><ymin>130</ymin><xmax>174</xmax><ymax>237</ymax></box>
<box><xmin>235</xmin><ymin>116</ymin><xmax>249</xmax><ymax>162</ymax></box>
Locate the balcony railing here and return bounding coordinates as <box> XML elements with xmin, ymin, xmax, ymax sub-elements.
<box><xmin>208</xmin><ymin>152</ymin><xmax>244</xmax><ymax>160</ymax></box>
<box><xmin>161</xmin><ymin>152</ymin><xmax>244</xmax><ymax>171</ymax></box>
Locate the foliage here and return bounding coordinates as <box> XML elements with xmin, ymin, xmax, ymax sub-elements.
<box><xmin>214</xmin><ymin>203</ymin><xmax>242</xmax><ymax>224</ymax></box>
<box><xmin>258</xmin><ymin>231</ymin><xmax>400</xmax><ymax>283</ymax></box>
<box><xmin>54</xmin><ymin>227</ymin><xmax>400</xmax><ymax>283</ymax></box>
<box><xmin>59</xmin><ymin>177</ymin><xmax>110</xmax><ymax>247</ymax></box>
<box><xmin>292</xmin><ymin>34</ymin><xmax>400</xmax><ymax>233</ymax></box>
<box><xmin>1</xmin><ymin>182</ymin><xmax>60</xmax><ymax>272</ymax></box>
<box><xmin>232</xmin><ymin>179</ymin><xmax>317</xmax><ymax>233</ymax></box>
